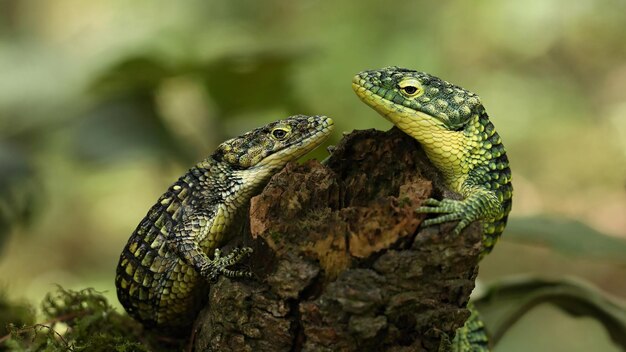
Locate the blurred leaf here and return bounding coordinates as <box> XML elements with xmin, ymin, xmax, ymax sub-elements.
<box><xmin>0</xmin><ymin>288</ymin><xmax>35</xmax><ymax>337</ymax></box>
<box><xmin>0</xmin><ymin>0</ymin><xmax>20</xmax><ymax>39</ymax></box>
<box><xmin>83</xmin><ymin>54</ymin><xmax>202</xmax><ymax>165</ymax></box>
<box><xmin>72</xmin><ymin>93</ymin><xmax>190</xmax><ymax>165</ymax></box>
<box><xmin>506</xmin><ymin>216</ymin><xmax>626</xmax><ymax>263</ymax></box>
<box><xmin>474</xmin><ymin>276</ymin><xmax>626</xmax><ymax>348</ymax></box>
<box><xmin>80</xmin><ymin>48</ymin><xmax>315</xmax><ymax>166</ymax></box>
<box><xmin>199</xmin><ymin>49</ymin><xmax>310</xmax><ymax>115</ymax></box>
<box><xmin>0</xmin><ymin>143</ymin><xmax>40</xmax><ymax>253</ymax></box>
<box><xmin>89</xmin><ymin>56</ymin><xmax>174</xmax><ymax>98</ymax></box>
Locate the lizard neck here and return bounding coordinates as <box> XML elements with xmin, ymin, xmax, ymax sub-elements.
<box><xmin>190</xmin><ymin>159</ymin><xmax>278</xmax><ymax>250</ymax></box>
<box><xmin>195</xmin><ymin>158</ymin><xmax>277</xmax><ymax>208</ymax></box>
<box><xmin>382</xmin><ymin>108</ymin><xmax>471</xmax><ymax>192</ymax></box>
<box><xmin>388</xmin><ymin>109</ymin><xmax>503</xmax><ymax>195</ymax></box>
<box><xmin>231</xmin><ymin>165</ymin><xmax>281</xmax><ymax>203</ymax></box>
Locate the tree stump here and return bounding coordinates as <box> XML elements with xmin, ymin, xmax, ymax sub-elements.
<box><xmin>192</xmin><ymin>128</ymin><xmax>482</xmax><ymax>352</ymax></box>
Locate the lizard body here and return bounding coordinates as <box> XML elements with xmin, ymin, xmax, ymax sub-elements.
<box><xmin>352</xmin><ymin>67</ymin><xmax>512</xmax><ymax>255</ymax></box>
<box><xmin>353</xmin><ymin>67</ymin><xmax>512</xmax><ymax>351</ymax></box>
<box><xmin>115</xmin><ymin>115</ymin><xmax>333</xmax><ymax>331</ymax></box>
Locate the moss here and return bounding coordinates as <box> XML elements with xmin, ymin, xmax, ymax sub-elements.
<box><xmin>0</xmin><ymin>286</ymin><xmax>166</xmax><ymax>352</ymax></box>
<box><xmin>270</xmin><ymin>231</ymin><xmax>284</xmax><ymax>242</ymax></box>
<box><xmin>0</xmin><ymin>289</ymin><xmax>35</xmax><ymax>338</ymax></box>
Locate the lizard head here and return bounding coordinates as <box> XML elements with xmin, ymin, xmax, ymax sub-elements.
<box><xmin>213</xmin><ymin>115</ymin><xmax>334</xmax><ymax>170</ymax></box>
<box><xmin>352</xmin><ymin>67</ymin><xmax>482</xmax><ymax>130</ymax></box>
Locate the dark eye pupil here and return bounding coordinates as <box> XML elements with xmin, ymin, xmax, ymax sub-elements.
<box><xmin>273</xmin><ymin>129</ymin><xmax>287</xmax><ymax>138</ymax></box>
<box><xmin>403</xmin><ymin>86</ymin><xmax>418</xmax><ymax>94</ymax></box>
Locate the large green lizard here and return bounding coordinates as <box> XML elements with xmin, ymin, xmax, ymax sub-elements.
<box><xmin>353</xmin><ymin>67</ymin><xmax>512</xmax><ymax>351</ymax></box>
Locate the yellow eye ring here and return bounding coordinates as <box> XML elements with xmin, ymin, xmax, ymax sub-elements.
<box><xmin>271</xmin><ymin>127</ymin><xmax>290</xmax><ymax>140</ymax></box>
<box><xmin>402</xmin><ymin>86</ymin><xmax>418</xmax><ymax>95</ymax></box>
<box><xmin>398</xmin><ymin>78</ymin><xmax>423</xmax><ymax>97</ymax></box>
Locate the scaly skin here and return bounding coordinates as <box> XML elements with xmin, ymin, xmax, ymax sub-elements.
<box><xmin>439</xmin><ymin>304</ymin><xmax>489</xmax><ymax>352</ymax></box>
<box><xmin>352</xmin><ymin>67</ymin><xmax>512</xmax><ymax>256</ymax></box>
<box><xmin>115</xmin><ymin>115</ymin><xmax>333</xmax><ymax>332</ymax></box>
<box><xmin>352</xmin><ymin>67</ymin><xmax>512</xmax><ymax>351</ymax></box>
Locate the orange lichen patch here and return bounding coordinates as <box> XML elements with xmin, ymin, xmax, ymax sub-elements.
<box><xmin>346</xmin><ymin>179</ymin><xmax>431</xmax><ymax>258</ymax></box>
<box><xmin>303</xmin><ymin>228</ymin><xmax>351</xmax><ymax>280</ymax></box>
<box><xmin>201</xmin><ymin>128</ymin><xmax>482</xmax><ymax>352</ymax></box>
<box><xmin>249</xmin><ymin>129</ymin><xmax>440</xmax><ymax>280</ymax></box>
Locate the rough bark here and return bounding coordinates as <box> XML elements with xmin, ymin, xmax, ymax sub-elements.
<box><xmin>192</xmin><ymin>128</ymin><xmax>482</xmax><ymax>352</ymax></box>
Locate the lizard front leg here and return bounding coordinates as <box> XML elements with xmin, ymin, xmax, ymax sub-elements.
<box><xmin>416</xmin><ymin>187</ymin><xmax>502</xmax><ymax>236</ymax></box>
<box><xmin>169</xmin><ymin>210</ymin><xmax>253</xmax><ymax>282</ymax></box>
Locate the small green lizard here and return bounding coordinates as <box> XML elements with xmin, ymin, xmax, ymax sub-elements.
<box><xmin>115</xmin><ymin>115</ymin><xmax>333</xmax><ymax>332</ymax></box>
<box><xmin>353</xmin><ymin>67</ymin><xmax>512</xmax><ymax>351</ymax></box>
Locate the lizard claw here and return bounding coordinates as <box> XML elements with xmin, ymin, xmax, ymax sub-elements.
<box><xmin>203</xmin><ymin>247</ymin><xmax>254</xmax><ymax>281</ymax></box>
<box><xmin>422</xmin><ymin>198</ymin><xmax>442</xmax><ymax>206</ymax></box>
<box><xmin>416</xmin><ymin>198</ymin><xmax>471</xmax><ymax>234</ymax></box>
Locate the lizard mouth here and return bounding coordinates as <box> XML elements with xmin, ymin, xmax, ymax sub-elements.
<box><xmin>254</xmin><ymin>115</ymin><xmax>334</xmax><ymax>169</ymax></box>
<box><xmin>352</xmin><ymin>74</ymin><xmax>447</xmax><ymax>130</ymax></box>
<box><xmin>351</xmin><ymin>75</ymin><xmax>410</xmax><ymax>123</ymax></box>
<box><xmin>298</xmin><ymin>116</ymin><xmax>334</xmax><ymax>151</ymax></box>
<box><xmin>351</xmin><ymin>74</ymin><xmax>373</xmax><ymax>96</ymax></box>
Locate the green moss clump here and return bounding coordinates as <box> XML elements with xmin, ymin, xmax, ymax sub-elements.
<box><xmin>0</xmin><ymin>289</ymin><xmax>35</xmax><ymax>338</ymax></box>
<box><xmin>0</xmin><ymin>286</ymin><xmax>156</xmax><ymax>352</ymax></box>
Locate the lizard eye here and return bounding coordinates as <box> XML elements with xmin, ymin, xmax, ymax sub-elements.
<box><xmin>398</xmin><ymin>78</ymin><xmax>423</xmax><ymax>97</ymax></box>
<box><xmin>271</xmin><ymin>128</ymin><xmax>289</xmax><ymax>140</ymax></box>
<box><xmin>402</xmin><ymin>86</ymin><xmax>418</xmax><ymax>95</ymax></box>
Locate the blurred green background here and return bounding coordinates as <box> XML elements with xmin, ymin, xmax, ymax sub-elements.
<box><xmin>0</xmin><ymin>1</ymin><xmax>625</xmax><ymax>351</ymax></box>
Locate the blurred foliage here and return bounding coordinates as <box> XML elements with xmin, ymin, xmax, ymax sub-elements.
<box><xmin>0</xmin><ymin>286</ymin><xmax>162</xmax><ymax>352</ymax></box>
<box><xmin>507</xmin><ymin>216</ymin><xmax>626</xmax><ymax>264</ymax></box>
<box><xmin>197</xmin><ymin>50</ymin><xmax>310</xmax><ymax>116</ymax></box>
<box><xmin>0</xmin><ymin>1</ymin><xmax>625</xmax><ymax>351</ymax></box>
<box><xmin>90</xmin><ymin>56</ymin><xmax>174</xmax><ymax>97</ymax></box>
<box><xmin>0</xmin><ymin>289</ymin><xmax>35</xmax><ymax>338</ymax></box>
<box><xmin>475</xmin><ymin>277</ymin><xmax>626</xmax><ymax>351</ymax></box>
<box><xmin>0</xmin><ymin>143</ymin><xmax>40</xmax><ymax>253</ymax></box>
<box><xmin>79</xmin><ymin>49</ymin><xmax>311</xmax><ymax>166</ymax></box>
<box><xmin>73</xmin><ymin>93</ymin><xmax>185</xmax><ymax>166</ymax></box>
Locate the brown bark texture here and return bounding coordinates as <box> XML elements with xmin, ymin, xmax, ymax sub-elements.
<box><xmin>192</xmin><ymin>128</ymin><xmax>483</xmax><ymax>352</ymax></box>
